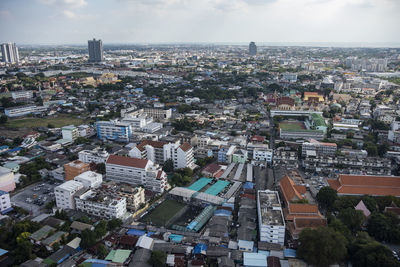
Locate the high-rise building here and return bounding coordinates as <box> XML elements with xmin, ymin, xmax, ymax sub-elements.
<box><xmin>1</xmin><ymin>43</ymin><xmax>19</xmax><ymax>63</ymax></box>
<box><xmin>88</xmin><ymin>38</ymin><xmax>103</xmax><ymax>62</ymax></box>
<box><xmin>249</xmin><ymin>41</ymin><xmax>257</xmax><ymax>56</ymax></box>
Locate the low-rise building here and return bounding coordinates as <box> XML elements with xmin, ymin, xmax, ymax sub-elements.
<box><xmin>96</xmin><ymin>120</ymin><xmax>132</xmax><ymax>142</ymax></box>
<box><xmin>0</xmin><ymin>190</ymin><xmax>12</xmax><ymax>214</ymax></box>
<box><xmin>11</xmin><ymin>90</ymin><xmax>33</xmax><ymax>101</ymax></box>
<box><xmin>302</xmin><ymin>139</ymin><xmax>337</xmax><ymax>157</ymax></box>
<box><xmin>55</xmin><ymin>180</ymin><xmax>85</xmax><ymax>210</ymax></box>
<box><xmin>64</xmin><ymin>160</ymin><xmax>91</xmax><ymax>181</ymax></box>
<box><xmin>74</xmin><ymin>171</ymin><xmax>102</xmax><ymax>189</ymax></box>
<box><xmin>75</xmin><ymin>190</ymin><xmax>127</xmax><ymax>219</ymax></box>
<box><xmin>78</xmin><ymin>148</ymin><xmax>110</xmax><ymax>164</ymax></box>
<box><xmin>61</xmin><ymin>125</ymin><xmax>79</xmax><ymax>141</ymax></box>
<box><xmin>143</xmin><ymin>108</ymin><xmax>172</xmax><ymax>120</ymax></box>
<box><xmin>257</xmin><ymin>190</ymin><xmax>285</xmax><ymax>245</ymax></box>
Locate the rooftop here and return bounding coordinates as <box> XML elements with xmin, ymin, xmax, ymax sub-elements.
<box><xmin>258</xmin><ymin>190</ymin><xmax>284</xmax><ymax>226</ymax></box>
<box><xmin>106</xmin><ymin>154</ymin><xmax>149</xmax><ymax>169</ymax></box>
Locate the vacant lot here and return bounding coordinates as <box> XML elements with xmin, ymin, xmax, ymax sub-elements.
<box><xmin>141</xmin><ymin>199</ymin><xmax>186</xmax><ymax>227</ymax></box>
<box><xmin>6</xmin><ymin>115</ymin><xmax>89</xmax><ymax>128</ymax></box>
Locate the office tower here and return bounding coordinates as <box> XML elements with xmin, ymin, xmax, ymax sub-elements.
<box><xmin>249</xmin><ymin>41</ymin><xmax>257</xmax><ymax>56</ymax></box>
<box><xmin>1</xmin><ymin>43</ymin><xmax>19</xmax><ymax>63</ymax></box>
<box><xmin>88</xmin><ymin>38</ymin><xmax>103</xmax><ymax>62</ymax></box>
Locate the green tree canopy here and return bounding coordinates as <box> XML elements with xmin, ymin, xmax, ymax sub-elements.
<box><xmin>338</xmin><ymin>208</ymin><xmax>365</xmax><ymax>233</ymax></box>
<box><xmin>316</xmin><ymin>186</ymin><xmax>338</xmax><ymax>211</ymax></box>
<box><xmin>297</xmin><ymin>227</ymin><xmax>348</xmax><ymax>267</ymax></box>
<box><xmin>148</xmin><ymin>250</ymin><xmax>167</xmax><ymax>267</ymax></box>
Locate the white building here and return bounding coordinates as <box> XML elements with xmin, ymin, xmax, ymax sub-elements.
<box><xmin>0</xmin><ymin>190</ymin><xmax>12</xmax><ymax>213</ymax></box>
<box><xmin>302</xmin><ymin>139</ymin><xmax>337</xmax><ymax>157</ymax></box>
<box><xmin>196</xmin><ymin>136</ymin><xmax>211</xmax><ymax>148</ymax></box>
<box><xmin>74</xmin><ymin>171</ymin><xmax>102</xmax><ymax>189</ymax></box>
<box><xmin>253</xmin><ymin>148</ymin><xmax>273</xmax><ymax>164</ymax></box>
<box><xmin>142</xmin><ymin>122</ymin><xmax>162</xmax><ymax>133</ymax></box>
<box><xmin>164</xmin><ymin>142</ymin><xmax>196</xmax><ymax>169</ymax></box>
<box><xmin>96</xmin><ymin>120</ymin><xmax>132</xmax><ymax>142</ymax></box>
<box><xmin>1</xmin><ymin>43</ymin><xmax>19</xmax><ymax>63</ymax></box>
<box><xmin>11</xmin><ymin>90</ymin><xmax>33</xmax><ymax>101</ymax></box>
<box><xmin>54</xmin><ymin>180</ymin><xmax>85</xmax><ymax>210</ymax></box>
<box><xmin>75</xmin><ymin>190</ymin><xmax>126</xmax><ymax>219</ymax></box>
<box><xmin>121</xmin><ymin>115</ymin><xmax>152</xmax><ymax>130</ymax></box>
<box><xmin>78</xmin><ymin>148</ymin><xmax>109</xmax><ymax>164</ymax></box>
<box><xmin>143</xmin><ymin>108</ymin><xmax>172</xmax><ymax>120</ymax></box>
<box><xmin>257</xmin><ymin>190</ymin><xmax>285</xmax><ymax>245</ymax></box>
<box><xmin>62</xmin><ymin>125</ymin><xmax>79</xmax><ymax>141</ymax></box>
<box><xmin>4</xmin><ymin>105</ymin><xmax>47</xmax><ymax>117</ymax></box>
<box><xmin>106</xmin><ymin>155</ymin><xmax>168</xmax><ymax>192</ymax></box>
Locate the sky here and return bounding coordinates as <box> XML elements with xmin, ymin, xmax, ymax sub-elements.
<box><xmin>0</xmin><ymin>0</ymin><xmax>399</xmax><ymax>45</ymax></box>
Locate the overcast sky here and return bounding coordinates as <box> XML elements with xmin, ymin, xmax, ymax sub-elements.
<box><xmin>0</xmin><ymin>0</ymin><xmax>399</xmax><ymax>45</ymax></box>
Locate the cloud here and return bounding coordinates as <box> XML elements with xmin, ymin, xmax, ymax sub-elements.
<box><xmin>0</xmin><ymin>10</ymin><xmax>11</xmax><ymax>18</ymax></box>
<box><xmin>63</xmin><ymin>9</ymin><xmax>76</xmax><ymax>18</ymax></box>
<box><xmin>38</xmin><ymin>0</ymin><xmax>87</xmax><ymax>8</ymax></box>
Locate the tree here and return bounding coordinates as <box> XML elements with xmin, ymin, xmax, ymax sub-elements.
<box><xmin>80</xmin><ymin>229</ymin><xmax>97</xmax><ymax>249</ymax></box>
<box><xmin>162</xmin><ymin>159</ymin><xmax>174</xmax><ymax>173</ymax></box>
<box><xmin>95</xmin><ymin>220</ymin><xmax>108</xmax><ymax>238</ymax></box>
<box><xmin>52</xmin><ymin>242</ymin><xmax>60</xmax><ymax>251</ymax></box>
<box><xmin>297</xmin><ymin>227</ymin><xmax>347</xmax><ymax>267</ymax></box>
<box><xmin>148</xmin><ymin>250</ymin><xmax>167</xmax><ymax>267</ymax></box>
<box><xmin>349</xmin><ymin>233</ymin><xmax>400</xmax><ymax>267</ymax></box>
<box><xmin>95</xmin><ymin>163</ymin><xmax>106</xmax><ymax>175</ymax></box>
<box><xmin>338</xmin><ymin>208</ymin><xmax>365</xmax><ymax>233</ymax></box>
<box><xmin>108</xmin><ymin>218</ymin><xmax>123</xmax><ymax>231</ymax></box>
<box><xmin>316</xmin><ymin>186</ymin><xmax>337</xmax><ymax>211</ymax></box>
<box><xmin>0</xmin><ymin>115</ymin><xmax>7</xmax><ymax>124</ymax></box>
<box><xmin>97</xmin><ymin>244</ymin><xmax>108</xmax><ymax>259</ymax></box>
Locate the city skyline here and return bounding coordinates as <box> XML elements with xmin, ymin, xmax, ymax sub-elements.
<box><xmin>0</xmin><ymin>0</ymin><xmax>399</xmax><ymax>45</ymax></box>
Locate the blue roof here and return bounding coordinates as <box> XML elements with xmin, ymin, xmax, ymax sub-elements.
<box><xmin>0</xmin><ymin>145</ymin><xmax>9</xmax><ymax>150</ymax></box>
<box><xmin>214</xmin><ymin>209</ymin><xmax>232</xmax><ymax>216</ymax></box>
<box><xmin>7</xmin><ymin>147</ymin><xmax>22</xmax><ymax>153</ymax></box>
<box><xmin>193</xmin><ymin>243</ymin><xmax>208</xmax><ymax>254</ymax></box>
<box><xmin>0</xmin><ymin>248</ymin><xmax>8</xmax><ymax>256</ymax></box>
<box><xmin>126</xmin><ymin>229</ymin><xmax>146</xmax><ymax>236</ymax></box>
<box><xmin>243</xmin><ymin>182</ymin><xmax>255</xmax><ymax>189</ymax></box>
<box><xmin>284</xmin><ymin>248</ymin><xmax>297</xmax><ymax>258</ymax></box>
<box><xmin>258</xmin><ymin>250</ymin><xmax>270</xmax><ymax>257</ymax></box>
<box><xmin>0</xmin><ymin>190</ymin><xmax>9</xmax><ymax>196</ymax></box>
<box><xmin>1</xmin><ymin>207</ymin><xmax>13</xmax><ymax>215</ymax></box>
<box><xmin>169</xmin><ymin>234</ymin><xmax>183</xmax><ymax>243</ymax></box>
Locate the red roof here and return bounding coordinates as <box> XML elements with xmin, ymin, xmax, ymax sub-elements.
<box><xmin>136</xmin><ymin>140</ymin><xmax>167</xmax><ymax>151</ymax></box>
<box><xmin>279</xmin><ymin>176</ymin><xmax>304</xmax><ymax>203</ymax></box>
<box><xmin>328</xmin><ymin>174</ymin><xmax>400</xmax><ymax>197</ymax></box>
<box><xmin>251</xmin><ymin>135</ymin><xmax>265</xmax><ymax>142</ymax></box>
<box><xmin>202</xmin><ymin>163</ymin><xmax>221</xmax><ymax>175</ymax></box>
<box><xmin>179</xmin><ymin>142</ymin><xmax>192</xmax><ymax>152</ymax></box>
<box><xmin>106</xmin><ymin>155</ymin><xmax>148</xmax><ymax>169</ymax></box>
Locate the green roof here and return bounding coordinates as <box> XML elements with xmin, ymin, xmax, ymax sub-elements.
<box><xmin>311</xmin><ymin>113</ymin><xmax>326</xmax><ymax>127</ymax></box>
<box><xmin>187</xmin><ymin>177</ymin><xmax>212</xmax><ymax>192</ymax></box>
<box><xmin>205</xmin><ymin>180</ymin><xmax>230</xmax><ymax>196</ymax></box>
<box><xmin>106</xmin><ymin>249</ymin><xmax>132</xmax><ymax>263</ymax></box>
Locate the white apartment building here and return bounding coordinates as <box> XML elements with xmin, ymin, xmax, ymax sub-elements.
<box><xmin>54</xmin><ymin>180</ymin><xmax>85</xmax><ymax>210</ymax></box>
<box><xmin>253</xmin><ymin>149</ymin><xmax>273</xmax><ymax>164</ymax></box>
<box><xmin>75</xmin><ymin>190</ymin><xmax>126</xmax><ymax>219</ymax></box>
<box><xmin>106</xmin><ymin>155</ymin><xmax>167</xmax><ymax>192</ymax></box>
<box><xmin>78</xmin><ymin>148</ymin><xmax>109</xmax><ymax>164</ymax></box>
<box><xmin>164</xmin><ymin>142</ymin><xmax>196</xmax><ymax>169</ymax></box>
<box><xmin>74</xmin><ymin>171</ymin><xmax>103</xmax><ymax>189</ymax></box>
<box><xmin>0</xmin><ymin>190</ymin><xmax>12</xmax><ymax>213</ymax></box>
<box><xmin>302</xmin><ymin>139</ymin><xmax>337</xmax><ymax>157</ymax></box>
<box><xmin>257</xmin><ymin>190</ymin><xmax>285</xmax><ymax>245</ymax></box>
<box><xmin>96</xmin><ymin>120</ymin><xmax>132</xmax><ymax>142</ymax></box>
<box><xmin>121</xmin><ymin>115</ymin><xmax>152</xmax><ymax>130</ymax></box>
<box><xmin>11</xmin><ymin>90</ymin><xmax>33</xmax><ymax>101</ymax></box>
<box><xmin>62</xmin><ymin>125</ymin><xmax>79</xmax><ymax>141</ymax></box>
<box><xmin>142</xmin><ymin>122</ymin><xmax>162</xmax><ymax>133</ymax></box>
<box><xmin>196</xmin><ymin>136</ymin><xmax>211</xmax><ymax>148</ymax></box>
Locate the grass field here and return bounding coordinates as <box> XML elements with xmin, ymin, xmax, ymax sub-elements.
<box><xmin>141</xmin><ymin>199</ymin><xmax>186</xmax><ymax>226</ymax></box>
<box><xmin>279</xmin><ymin>121</ymin><xmax>306</xmax><ymax>131</ymax></box>
<box><xmin>6</xmin><ymin>114</ymin><xmax>89</xmax><ymax>128</ymax></box>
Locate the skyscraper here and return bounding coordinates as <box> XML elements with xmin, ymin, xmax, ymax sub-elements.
<box><xmin>88</xmin><ymin>38</ymin><xmax>103</xmax><ymax>62</ymax></box>
<box><xmin>1</xmin><ymin>43</ymin><xmax>19</xmax><ymax>63</ymax></box>
<box><xmin>249</xmin><ymin>41</ymin><xmax>257</xmax><ymax>56</ymax></box>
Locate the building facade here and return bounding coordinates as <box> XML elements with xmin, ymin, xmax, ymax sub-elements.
<box><xmin>249</xmin><ymin>42</ymin><xmax>257</xmax><ymax>56</ymax></box>
<box><xmin>64</xmin><ymin>160</ymin><xmax>91</xmax><ymax>181</ymax></box>
<box><xmin>88</xmin><ymin>38</ymin><xmax>103</xmax><ymax>62</ymax></box>
<box><xmin>0</xmin><ymin>190</ymin><xmax>12</xmax><ymax>214</ymax></box>
<box><xmin>55</xmin><ymin>180</ymin><xmax>85</xmax><ymax>210</ymax></box>
<box><xmin>96</xmin><ymin>120</ymin><xmax>132</xmax><ymax>142</ymax></box>
<box><xmin>0</xmin><ymin>166</ymin><xmax>16</xmax><ymax>192</ymax></box>
<box><xmin>74</xmin><ymin>171</ymin><xmax>103</xmax><ymax>189</ymax></box>
<box><xmin>62</xmin><ymin>125</ymin><xmax>79</xmax><ymax>141</ymax></box>
<box><xmin>1</xmin><ymin>43</ymin><xmax>19</xmax><ymax>63</ymax></box>
<box><xmin>78</xmin><ymin>148</ymin><xmax>110</xmax><ymax>164</ymax></box>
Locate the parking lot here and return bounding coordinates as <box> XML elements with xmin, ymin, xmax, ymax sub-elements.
<box><xmin>11</xmin><ymin>181</ymin><xmax>58</xmax><ymax>216</ymax></box>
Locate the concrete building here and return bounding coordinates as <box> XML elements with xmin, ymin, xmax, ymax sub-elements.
<box><xmin>75</xmin><ymin>190</ymin><xmax>126</xmax><ymax>219</ymax></box>
<box><xmin>88</xmin><ymin>38</ymin><xmax>103</xmax><ymax>62</ymax></box>
<box><xmin>62</xmin><ymin>125</ymin><xmax>79</xmax><ymax>141</ymax></box>
<box><xmin>78</xmin><ymin>148</ymin><xmax>109</xmax><ymax>164</ymax></box>
<box><xmin>11</xmin><ymin>90</ymin><xmax>33</xmax><ymax>101</ymax></box>
<box><xmin>100</xmin><ymin>182</ymin><xmax>145</xmax><ymax>211</ymax></box>
<box><xmin>96</xmin><ymin>120</ymin><xmax>132</xmax><ymax>142</ymax></box>
<box><xmin>253</xmin><ymin>148</ymin><xmax>273</xmax><ymax>164</ymax></box>
<box><xmin>106</xmin><ymin>155</ymin><xmax>168</xmax><ymax>192</ymax></box>
<box><xmin>143</xmin><ymin>108</ymin><xmax>172</xmax><ymax>120</ymax></box>
<box><xmin>55</xmin><ymin>180</ymin><xmax>85</xmax><ymax>210</ymax></box>
<box><xmin>74</xmin><ymin>171</ymin><xmax>102</xmax><ymax>189</ymax></box>
<box><xmin>64</xmin><ymin>160</ymin><xmax>91</xmax><ymax>181</ymax></box>
<box><xmin>302</xmin><ymin>139</ymin><xmax>337</xmax><ymax>157</ymax></box>
<box><xmin>164</xmin><ymin>142</ymin><xmax>196</xmax><ymax>169</ymax></box>
<box><xmin>257</xmin><ymin>190</ymin><xmax>285</xmax><ymax>245</ymax></box>
<box><xmin>249</xmin><ymin>42</ymin><xmax>257</xmax><ymax>56</ymax></box>
<box><xmin>129</xmin><ymin>140</ymin><xmax>168</xmax><ymax>165</ymax></box>
<box><xmin>4</xmin><ymin>105</ymin><xmax>47</xmax><ymax>117</ymax></box>
<box><xmin>0</xmin><ymin>190</ymin><xmax>12</xmax><ymax>214</ymax></box>
<box><xmin>1</xmin><ymin>43</ymin><xmax>19</xmax><ymax>63</ymax></box>
<box><xmin>0</xmin><ymin>166</ymin><xmax>15</xmax><ymax>192</ymax></box>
